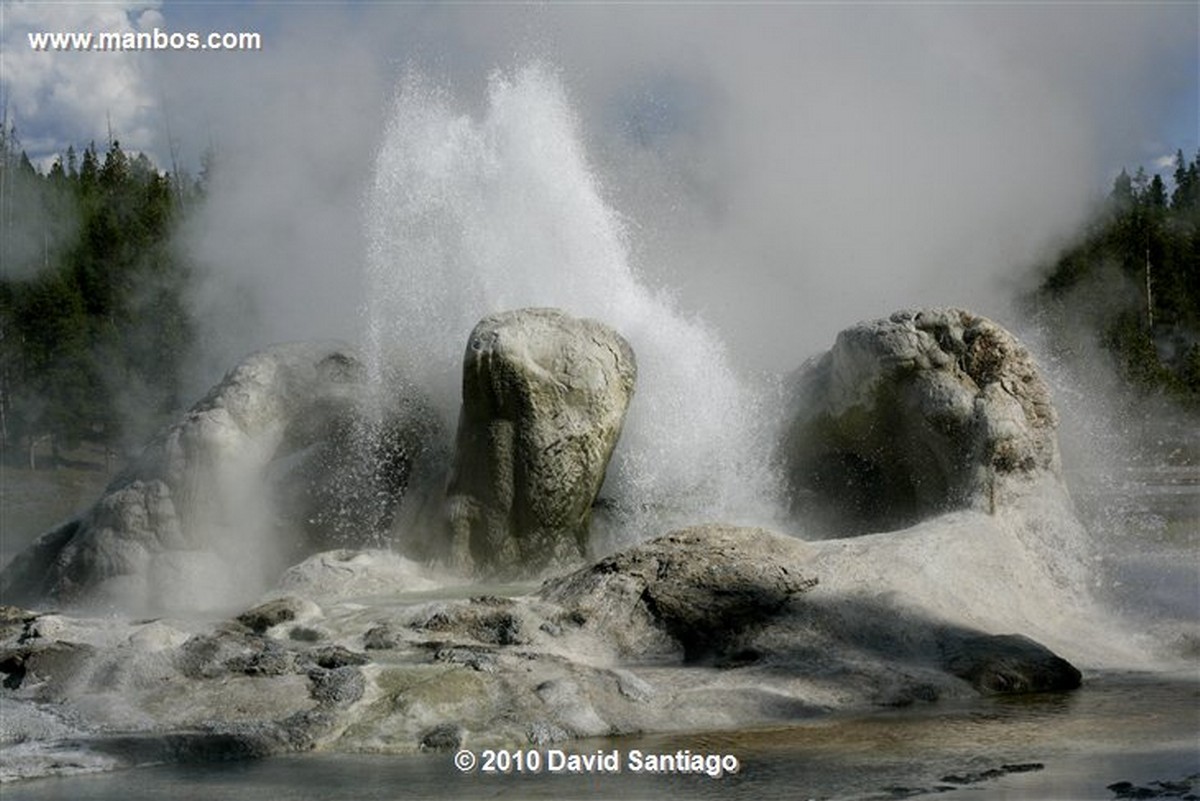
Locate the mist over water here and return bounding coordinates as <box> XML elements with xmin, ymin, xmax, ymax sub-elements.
<box><xmin>1019</xmin><ymin>319</ymin><xmax>1200</xmax><ymax>631</ymax></box>
<box><xmin>363</xmin><ymin>65</ymin><xmax>786</xmax><ymax>545</ymax></box>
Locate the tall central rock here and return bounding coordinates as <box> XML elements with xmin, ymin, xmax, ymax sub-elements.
<box><xmin>444</xmin><ymin>309</ymin><xmax>636</xmax><ymax>577</ymax></box>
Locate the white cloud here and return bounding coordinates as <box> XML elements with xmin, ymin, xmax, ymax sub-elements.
<box><xmin>1154</xmin><ymin>154</ymin><xmax>1178</xmax><ymax>171</ymax></box>
<box><xmin>1</xmin><ymin>1</ymin><xmax>162</xmax><ymax>161</ymax></box>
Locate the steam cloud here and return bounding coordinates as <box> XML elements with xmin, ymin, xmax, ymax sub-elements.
<box><xmin>4</xmin><ymin>3</ymin><xmax>1196</xmax><ymax>392</ymax></box>
<box><xmin>364</xmin><ymin>65</ymin><xmax>783</xmax><ymax>541</ymax></box>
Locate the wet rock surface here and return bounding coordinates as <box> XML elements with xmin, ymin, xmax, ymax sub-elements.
<box><xmin>1109</xmin><ymin>775</ymin><xmax>1200</xmax><ymax>800</ymax></box>
<box><xmin>0</xmin><ymin>520</ymin><xmax>1092</xmax><ymax>783</ymax></box>
<box><xmin>419</xmin><ymin>722</ymin><xmax>464</xmax><ymax>751</ymax></box>
<box><xmin>939</xmin><ymin>762</ymin><xmax>1045</xmax><ymax>784</ymax></box>
<box><xmin>236</xmin><ymin>596</ymin><xmax>318</xmax><ymax>634</ymax></box>
<box><xmin>940</xmin><ymin>633</ymin><xmax>1082</xmax><ymax>694</ymax></box>
<box><xmin>443</xmin><ymin>308</ymin><xmax>636</xmax><ymax>578</ymax></box>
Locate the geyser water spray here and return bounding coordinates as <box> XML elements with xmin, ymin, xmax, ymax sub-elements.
<box><xmin>363</xmin><ymin>65</ymin><xmax>786</xmax><ymax>546</ymax></box>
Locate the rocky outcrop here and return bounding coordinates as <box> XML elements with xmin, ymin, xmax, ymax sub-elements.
<box><xmin>0</xmin><ymin>342</ymin><xmax>437</xmax><ymax>614</ymax></box>
<box><xmin>782</xmin><ymin>308</ymin><xmax>1061</xmax><ymax>536</ymax></box>
<box><xmin>2</xmin><ymin>305</ymin><xmax>637</xmax><ymax>610</ymax></box>
<box><xmin>274</xmin><ymin>549</ymin><xmax>441</xmax><ymax>601</ymax></box>
<box><xmin>1</xmin><ymin>520</ymin><xmax>1106</xmax><ymax>783</ymax></box>
<box><xmin>541</xmin><ymin>525</ymin><xmax>819</xmax><ymax>661</ymax></box>
<box><xmin>443</xmin><ymin>308</ymin><xmax>636</xmax><ymax>577</ymax></box>
<box><xmin>0</xmin><ymin>306</ymin><xmax>1129</xmax><ymax>784</ymax></box>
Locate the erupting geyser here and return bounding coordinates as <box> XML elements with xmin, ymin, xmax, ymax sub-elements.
<box><xmin>362</xmin><ymin>65</ymin><xmax>785</xmax><ymax>546</ymax></box>
<box><xmin>0</xmin><ymin>65</ymin><xmax>1174</xmax><ymax>787</ymax></box>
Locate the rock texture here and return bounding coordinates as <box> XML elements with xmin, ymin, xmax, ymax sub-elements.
<box><xmin>0</xmin><ymin>307</ymin><xmax>1131</xmax><ymax>785</ymax></box>
<box><xmin>782</xmin><ymin>308</ymin><xmax>1060</xmax><ymax>536</ymax></box>
<box><xmin>542</xmin><ymin>525</ymin><xmax>819</xmax><ymax>661</ymax></box>
<box><xmin>1</xmin><ymin>522</ymin><xmax>1112</xmax><ymax>784</ymax></box>
<box><xmin>0</xmin><ymin>342</ymin><xmax>436</xmax><ymax>614</ymax></box>
<box><xmin>443</xmin><ymin>308</ymin><xmax>636</xmax><ymax>577</ymax></box>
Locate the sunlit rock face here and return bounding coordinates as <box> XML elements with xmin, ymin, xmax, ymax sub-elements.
<box><xmin>443</xmin><ymin>308</ymin><xmax>637</xmax><ymax>578</ymax></box>
<box><xmin>781</xmin><ymin>308</ymin><xmax>1061</xmax><ymax>537</ymax></box>
<box><xmin>541</xmin><ymin>524</ymin><xmax>819</xmax><ymax>662</ymax></box>
<box><xmin>0</xmin><ymin>342</ymin><xmax>436</xmax><ymax>614</ymax></box>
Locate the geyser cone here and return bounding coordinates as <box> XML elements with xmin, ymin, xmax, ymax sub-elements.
<box><xmin>363</xmin><ymin>65</ymin><xmax>786</xmax><ymax>545</ymax></box>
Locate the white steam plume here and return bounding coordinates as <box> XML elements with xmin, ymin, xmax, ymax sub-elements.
<box><xmin>364</xmin><ymin>65</ymin><xmax>785</xmax><ymax>543</ymax></box>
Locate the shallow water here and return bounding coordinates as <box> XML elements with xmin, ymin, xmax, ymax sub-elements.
<box><xmin>5</xmin><ymin>672</ymin><xmax>1196</xmax><ymax>801</ymax></box>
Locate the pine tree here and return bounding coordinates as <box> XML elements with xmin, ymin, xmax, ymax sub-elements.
<box><xmin>78</xmin><ymin>145</ymin><xmax>99</xmax><ymax>204</ymax></box>
<box><xmin>1111</xmin><ymin>168</ymin><xmax>1134</xmax><ymax>206</ymax></box>
<box><xmin>0</xmin><ymin>138</ymin><xmax>203</xmax><ymax>466</ymax></box>
<box><xmin>1034</xmin><ymin>151</ymin><xmax>1200</xmax><ymax>406</ymax></box>
<box><xmin>1147</xmin><ymin>174</ymin><xmax>1168</xmax><ymax>209</ymax></box>
<box><xmin>1171</xmin><ymin>149</ymin><xmax>1192</xmax><ymax>209</ymax></box>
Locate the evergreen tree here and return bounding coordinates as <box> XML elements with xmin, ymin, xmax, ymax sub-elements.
<box><xmin>0</xmin><ymin>135</ymin><xmax>203</xmax><ymax>467</ymax></box>
<box><xmin>1147</xmin><ymin>174</ymin><xmax>1167</xmax><ymax>209</ymax></box>
<box><xmin>1033</xmin><ymin>149</ymin><xmax>1200</xmax><ymax>408</ymax></box>
<box><xmin>1171</xmin><ymin>150</ymin><xmax>1191</xmax><ymax>209</ymax></box>
<box><xmin>79</xmin><ymin>143</ymin><xmax>99</xmax><ymax>191</ymax></box>
<box><xmin>1112</xmin><ymin>168</ymin><xmax>1134</xmax><ymax>207</ymax></box>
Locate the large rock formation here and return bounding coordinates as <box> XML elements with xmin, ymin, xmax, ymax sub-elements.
<box><xmin>0</xmin><ymin>342</ymin><xmax>437</xmax><ymax>614</ymax></box>
<box><xmin>2</xmin><ymin>521</ymin><xmax>1125</xmax><ymax>783</ymax></box>
<box><xmin>443</xmin><ymin>308</ymin><xmax>636</xmax><ymax>577</ymax></box>
<box><xmin>0</xmin><ymin>308</ymin><xmax>1144</xmax><ymax>785</ymax></box>
<box><xmin>781</xmin><ymin>308</ymin><xmax>1061</xmax><ymax>536</ymax></box>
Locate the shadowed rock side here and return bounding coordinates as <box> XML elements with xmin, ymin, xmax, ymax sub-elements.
<box><xmin>940</xmin><ymin>633</ymin><xmax>1081</xmax><ymax>695</ymax></box>
<box><xmin>0</xmin><ymin>342</ymin><xmax>439</xmax><ymax>614</ymax></box>
<box><xmin>443</xmin><ymin>308</ymin><xmax>636</xmax><ymax>578</ymax></box>
<box><xmin>782</xmin><ymin>308</ymin><xmax>1061</xmax><ymax>537</ymax></box>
